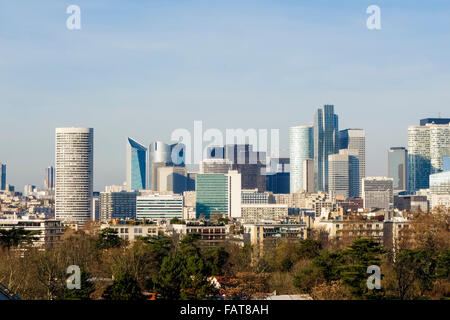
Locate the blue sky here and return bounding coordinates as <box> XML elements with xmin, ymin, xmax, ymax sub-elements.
<box><xmin>1</xmin><ymin>0</ymin><xmax>450</xmax><ymax>190</ymax></box>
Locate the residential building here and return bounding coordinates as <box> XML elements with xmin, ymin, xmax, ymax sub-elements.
<box><xmin>241</xmin><ymin>204</ymin><xmax>288</xmax><ymax>223</ymax></box>
<box><xmin>241</xmin><ymin>189</ymin><xmax>274</xmax><ymax>204</ymax></box>
<box><xmin>171</xmin><ymin>222</ymin><xmax>228</xmax><ymax>247</ymax></box>
<box><xmin>101</xmin><ymin>221</ymin><xmax>160</xmax><ymax>241</ymax></box>
<box><xmin>0</xmin><ymin>216</ymin><xmax>64</xmax><ymax>247</ymax></box>
<box><xmin>244</xmin><ymin>221</ymin><xmax>307</xmax><ymax>252</ymax></box>
<box><xmin>55</xmin><ymin>127</ymin><xmax>93</xmax><ymax>226</ymax></box>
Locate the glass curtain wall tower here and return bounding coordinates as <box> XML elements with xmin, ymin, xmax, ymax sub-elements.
<box><xmin>126</xmin><ymin>137</ymin><xmax>147</xmax><ymax>191</ymax></box>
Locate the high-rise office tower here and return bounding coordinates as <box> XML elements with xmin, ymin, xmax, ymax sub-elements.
<box><xmin>362</xmin><ymin>177</ymin><xmax>394</xmax><ymax>210</ymax></box>
<box><xmin>195</xmin><ymin>170</ymin><xmax>241</xmax><ymax>219</ymax></box>
<box><xmin>44</xmin><ymin>166</ymin><xmax>54</xmax><ymax>190</ymax></box>
<box><xmin>302</xmin><ymin>159</ymin><xmax>314</xmax><ymax>193</ymax></box>
<box><xmin>314</xmin><ymin>105</ymin><xmax>339</xmax><ymax>192</ymax></box>
<box><xmin>55</xmin><ymin>127</ymin><xmax>94</xmax><ymax>226</ymax></box>
<box><xmin>328</xmin><ymin>153</ymin><xmax>349</xmax><ymax>199</ymax></box>
<box><xmin>266</xmin><ymin>157</ymin><xmax>290</xmax><ymax>194</ymax></box>
<box><xmin>156</xmin><ymin>165</ymin><xmax>188</xmax><ymax>194</ymax></box>
<box><xmin>200</xmin><ymin>158</ymin><xmax>232</xmax><ymax>174</ymax></box>
<box><xmin>339</xmin><ymin>129</ymin><xmax>365</xmax><ymax>194</ymax></box>
<box><xmin>328</xmin><ymin>150</ymin><xmax>359</xmax><ymax>199</ymax></box>
<box><xmin>408</xmin><ymin>123</ymin><xmax>450</xmax><ymax>192</ymax></box>
<box><xmin>420</xmin><ymin>118</ymin><xmax>450</xmax><ymax>126</ymax></box>
<box><xmin>289</xmin><ymin>125</ymin><xmax>314</xmax><ymax>193</ymax></box>
<box><xmin>388</xmin><ymin>147</ymin><xmax>407</xmax><ymax>192</ymax></box>
<box><xmin>340</xmin><ymin>149</ymin><xmax>360</xmax><ymax>198</ymax></box>
<box><xmin>149</xmin><ymin>141</ymin><xmax>171</xmax><ymax>191</ymax></box>
<box><xmin>126</xmin><ymin>138</ymin><xmax>147</xmax><ymax>191</ymax></box>
<box><xmin>100</xmin><ymin>190</ymin><xmax>138</xmax><ymax>221</ymax></box>
<box><xmin>0</xmin><ymin>163</ymin><xmax>6</xmax><ymax>191</ymax></box>
<box><xmin>225</xmin><ymin>144</ymin><xmax>266</xmax><ymax>191</ymax></box>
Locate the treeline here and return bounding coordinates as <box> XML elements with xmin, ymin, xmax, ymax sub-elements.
<box><xmin>0</xmin><ymin>210</ymin><xmax>448</xmax><ymax>300</ymax></box>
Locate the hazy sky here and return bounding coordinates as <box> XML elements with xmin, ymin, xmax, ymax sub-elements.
<box><xmin>1</xmin><ymin>0</ymin><xmax>450</xmax><ymax>191</ymax></box>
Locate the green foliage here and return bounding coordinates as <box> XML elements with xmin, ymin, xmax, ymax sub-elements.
<box><xmin>202</xmin><ymin>247</ymin><xmax>229</xmax><ymax>276</ymax></box>
<box><xmin>153</xmin><ymin>233</ymin><xmax>216</xmax><ymax>300</ymax></box>
<box><xmin>295</xmin><ymin>239</ymin><xmax>322</xmax><ymax>260</ymax></box>
<box><xmin>436</xmin><ymin>250</ymin><xmax>450</xmax><ymax>279</ymax></box>
<box><xmin>102</xmin><ymin>272</ymin><xmax>144</xmax><ymax>300</ymax></box>
<box><xmin>62</xmin><ymin>270</ymin><xmax>95</xmax><ymax>300</ymax></box>
<box><xmin>339</xmin><ymin>239</ymin><xmax>386</xmax><ymax>298</ymax></box>
<box><xmin>0</xmin><ymin>227</ymin><xmax>39</xmax><ymax>249</ymax></box>
<box><xmin>96</xmin><ymin>228</ymin><xmax>123</xmax><ymax>250</ymax></box>
<box><xmin>170</xmin><ymin>217</ymin><xmax>185</xmax><ymax>225</ymax></box>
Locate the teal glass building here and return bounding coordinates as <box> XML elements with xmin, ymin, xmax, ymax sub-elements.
<box><xmin>126</xmin><ymin>138</ymin><xmax>147</xmax><ymax>191</ymax></box>
<box><xmin>196</xmin><ymin>174</ymin><xmax>228</xmax><ymax>218</ymax></box>
<box><xmin>314</xmin><ymin>105</ymin><xmax>339</xmax><ymax>192</ymax></box>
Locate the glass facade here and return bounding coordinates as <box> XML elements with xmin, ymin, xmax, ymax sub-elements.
<box><xmin>314</xmin><ymin>105</ymin><xmax>339</xmax><ymax>192</ymax></box>
<box><xmin>289</xmin><ymin>125</ymin><xmax>313</xmax><ymax>193</ymax></box>
<box><xmin>430</xmin><ymin>171</ymin><xmax>450</xmax><ymax>195</ymax></box>
<box><xmin>196</xmin><ymin>174</ymin><xmax>228</xmax><ymax>218</ymax></box>
<box><xmin>388</xmin><ymin>147</ymin><xmax>407</xmax><ymax>191</ymax></box>
<box><xmin>136</xmin><ymin>195</ymin><xmax>183</xmax><ymax>220</ymax></box>
<box><xmin>0</xmin><ymin>164</ymin><xmax>5</xmax><ymax>191</ymax></box>
<box><xmin>408</xmin><ymin>124</ymin><xmax>450</xmax><ymax>192</ymax></box>
<box><xmin>126</xmin><ymin>138</ymin><xmax>147</xmax><ymax>191</ymax></box>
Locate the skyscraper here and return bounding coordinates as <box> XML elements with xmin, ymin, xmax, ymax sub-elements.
<box><xmin>388</xmin><ymin>147</ymin><xmax>407</xmax><ymax>192</ymax></box>
<box><xmin>328</xmin><ymin>150</ymin><xmax>359</xmax><ymax>199</ymax></box>
<box><xmin>339</xmin><ymin>128</ymin><xmax>365</xmax><ymax>194</ymax></box>
<box><xmin>0</xmin><ymin>164</ymin><xmax>6</xmax><ymax>191</ymax></box>
<box><xmin>408</xmin><ymin>123</ymin><xmax>450</xmax><ymax>192</ymax></box>
<box><xmin>289</xmin><ymin>125</ymin><xmax>314</xmax><ymax>193</ymax></box>
<box><xmin>328</xmin><ymin>153</ymin><xmax>350</xmax><ymax>199</ymax></box>
<box><xmin>55</xmin><ymin>127</ymin><xmax>94</xmax><ymax>226</ymax></box>
<box><xmin>149</xmin><ymin>141</ymin><xmax>171</xmax><ymax>191</ymax></box>
<box><xmin>314</xmin><ymin>105</ymin><xmax>339</xmax><ymax>192</ymax></box>
<box><xmin>195</xmin><ymin>170</ymin><xmax>241</xmax><ymax>219</ymax></box>
<box><xmin>44</xmin><ymin>166</ymin><xmax>54</xmax><ymax>190</ymax></box>
<box><xmin>126</xmin><ymin>137</ymin><xmax>147</xmax><ymax>191</ymax></box>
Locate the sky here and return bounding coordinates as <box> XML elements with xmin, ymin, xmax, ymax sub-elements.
<box><xmin>1</xmin><ymin>0</ymin><xmax>450</xmax><ymax>191</ymax></box>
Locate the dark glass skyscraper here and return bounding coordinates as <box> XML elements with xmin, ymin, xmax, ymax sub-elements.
<box><xmin>44</xmin><ymin>166</ymin><xmax>54</xmax><ymax>190</ymax></box>
<box><xmin>126</xmin><ymin>138</ymin><xmax>147</xmax><ymax>191</ymax></box>
<box><xmin>388</xmin><ymin>147</ymin><xmax>407</xmax><ymax>191</ymax></box>
<box><xmin>314</xmin><ymin>105</ymin><xmax>339</xmax><ymax>192</ymax></box>
<box><xmin>0</xmin><ymin>164</ymin><xmax>6</xmax><ymax>191</ymax></box>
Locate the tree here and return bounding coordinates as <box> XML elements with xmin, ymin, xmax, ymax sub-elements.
<box><xmin>0</xmin><ymin>227</ymin><xmax>39</xmax><ymax>249</ymax></box>
<box><xmin>295</xmin><ymin>239</ymin><xmax>322</xmax><ymax>260</ymax></box>
<box><xmin>62</xmin><ymin>270</ymin><xmax>95</xmax><ymax>300</ymax></box>
<box><xmin>153</xmin><ymin>233</ymin><xmax>214</xmax><ymax>300</ymax></box>
<box><xmin>170</xmin><ymin>217</ymin><xmax>185</xmax><ymax>225</ymax></box>
<box><xmin>96</xmin><ymin>228</ymin><xmax>123</xmax><ymax>250</ymax></box>
<box><xmin>102</xmin><ymin>272</ymin><xmax>143</xmax><ymax>300</ymax></box>
<box><xmin>203</xmin><ymin>247</ymin><xmax>229</xmax><ymax>276</ymax></box>
<box><xmin>338</xmin><ymin>239</ymin><xmax>386</xmax><ymax>298</ymax></box>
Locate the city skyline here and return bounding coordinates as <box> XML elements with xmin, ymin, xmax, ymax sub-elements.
<box><xmin>2</xmin><ymin>1</ymin><xmax>450</xmax><ymax>190</ymax></box>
